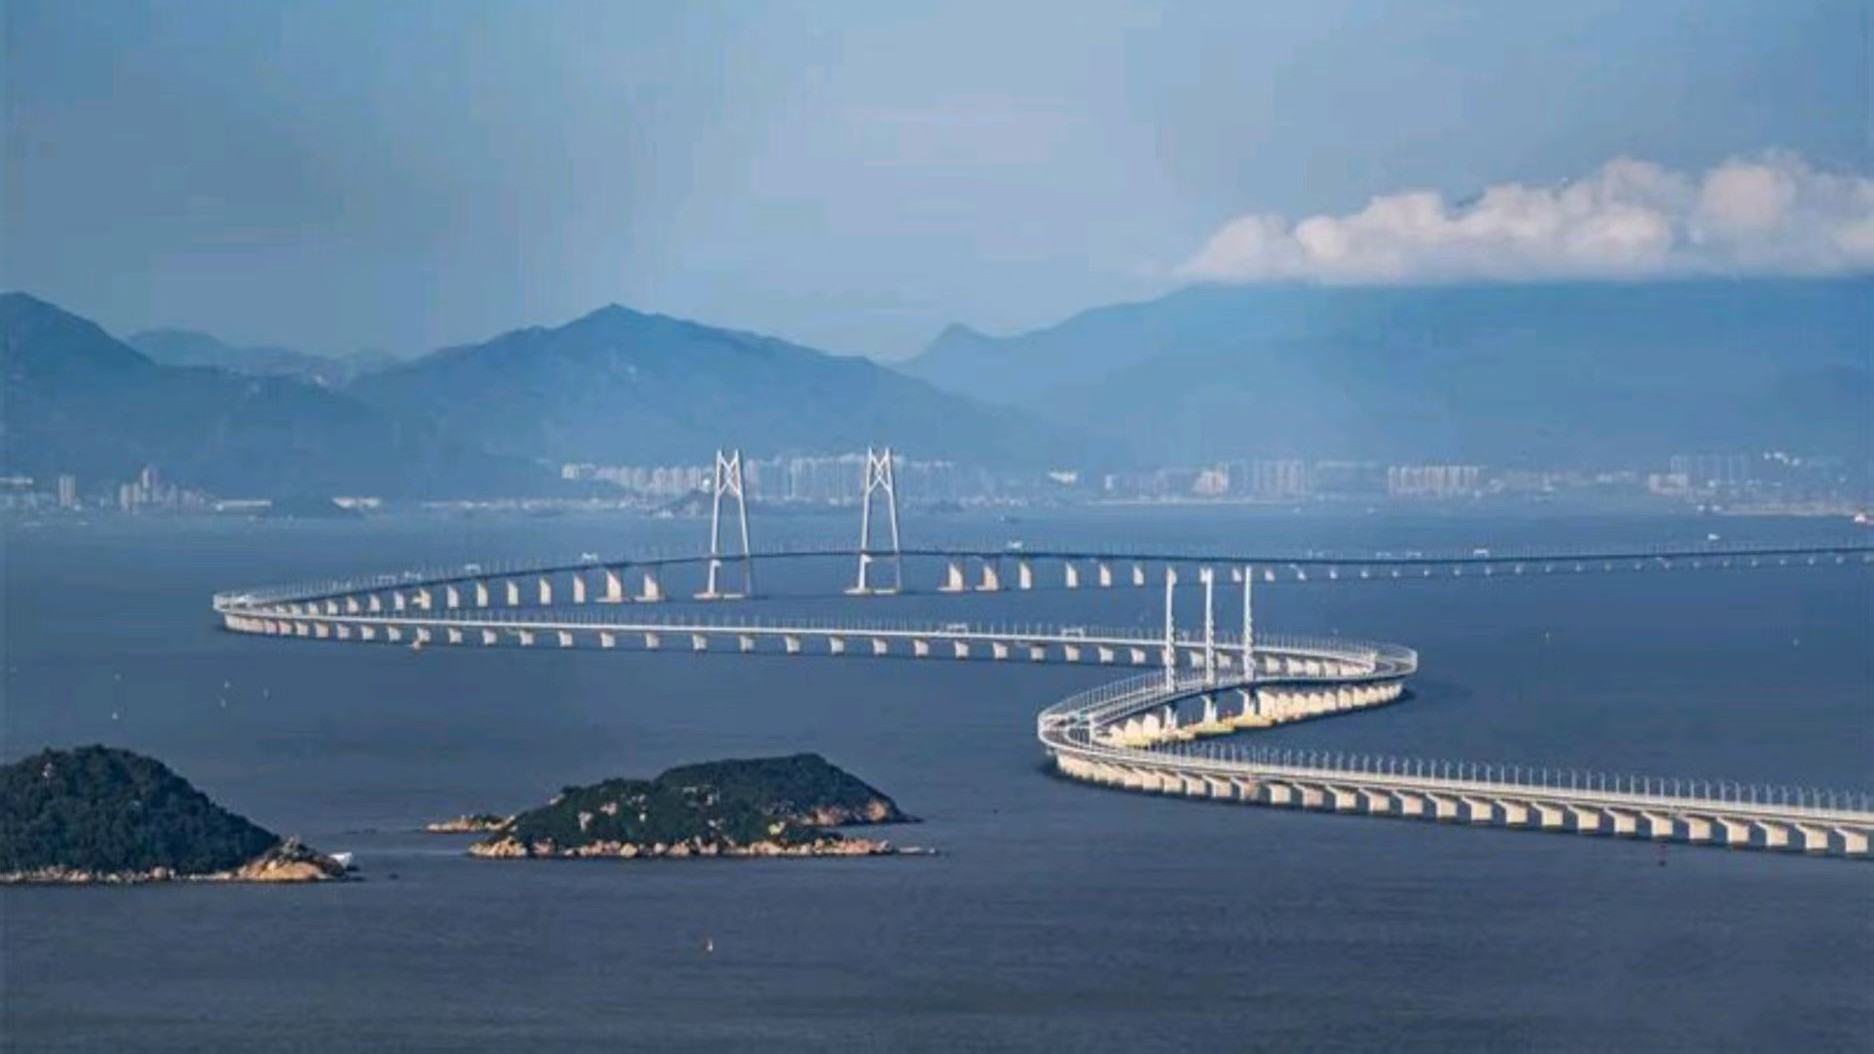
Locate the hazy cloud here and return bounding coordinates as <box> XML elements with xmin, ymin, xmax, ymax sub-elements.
<box><xmin>1180</xmin><ymin>153</ymin><xmax>1874</xmax><ymax>284</ymax></box>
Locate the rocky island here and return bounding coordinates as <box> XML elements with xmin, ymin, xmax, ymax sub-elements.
<box><xmin>466</xmin><ymin>753</ymin><xmax>917</xmax><ymax>861</ymax></box>
<box><xmin>0</xmin><ymin>746</ymin><xmax>349</xmax><ymax>884</ymax></box>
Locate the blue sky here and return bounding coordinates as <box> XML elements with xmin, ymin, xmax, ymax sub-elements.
<box><xmin>3</xmin><ymin>0</ymin><xmax>1870</xmax><ymax>359</ymax></box>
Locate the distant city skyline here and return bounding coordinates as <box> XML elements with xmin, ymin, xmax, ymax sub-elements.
<box><xmin>5</xmin><ymin>0</ymin><xmax>1873</xmax><ymax>360</ymax></box>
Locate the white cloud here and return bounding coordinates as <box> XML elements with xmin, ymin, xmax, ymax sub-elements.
<box><xmin>1179</xmin><ymin>153</ymin><xmax>1874</xmax><ymax>284</ymax></box>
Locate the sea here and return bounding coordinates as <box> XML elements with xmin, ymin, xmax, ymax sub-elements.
<box><xmin>2</xmin><ymin>505</ymin><xmax>1870</xmax><ymax>1053</ymax></box>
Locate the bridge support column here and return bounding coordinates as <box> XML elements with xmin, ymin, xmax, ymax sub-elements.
<box><xmin>1717</xmin><ymin>818</ymin><xmax>1751</xmax><ymax>846</ymax></box>
<box><xmin>1756</xmin><ymin>822</ymin><xmax>1790</xmax><ymax>850</ymax></box>
<box><xmin>1835</xmin><ymin>828</ymin><xmax>1870</xmax><ymax>856</ymax></box>
<box><xmin>1607</xmin><ymin>810</ymin><xmax>1638</xmax><ymax>837</ymax></box>
<box><xmin>940</xmin><ymin>560</ymin><xmax>965</xmax><ymax>593</ymax></box>
<box><xmin>1461</xmin><ymin>797</ymin><xmax>1496</xmax><ymax>825</ymax></box>
<box><xmin>1641</xmin><ymin>812</ymin><xmax>1675</xmax><ymax>840</ymax></box>
<box><xmin>1327</xmin><ymin>786</ymin><xmax>1360</xmax><ymax>811</ymax></box>
<box><xmin>447</xmin><ymin>628</ymin><xmax>463</xmax><ymax>645</ymax></box>
<box><xmin>1017</xmin><ymin>561</ymin><xmax>1033</xmax><ymax>590</ymax></box>
<box><xmin>475</xmin><ymin>581</ymin><xmax>490</xmax><ymax>607</ymax></box>
<box><xmin>1097</xmin><ymin>562</ymin><xmax>1113</xmax><ymax>587</ymax></box>
<box><xmin>1499</xmin><ymin>800</ymin><xmax>1531</xmax><ymax>827</ymax></box>
<box><xmin>572</xmin><ymin>575</ymin><xmax>587</xmax><ymax>604</ymax></box>
<box><xmin>1568</xmin><ymin>806</ymin><xmax>1603</xmax><ymax>833</ymax></box>
<box><xmin>1681</xmin><ymin>816</ymin><xmax>1714</xmax><ymax>843</ymax></box>
<box><xmin>1266</xmin><ymin>783</ymin><xmax>1296</xmax><ymax>806</ymax></box>
<box><xmin>1427</xmin><ymin>794</ymin><xmax>1460</xmax><ymax>821</ymax></box>
<box><xmin>1359</xmin><ymin>788</ymin><xmax>1392</xmax><ymax>814</ymax></box>
<box><xmin>602</xmin><ymin>569</ymin><xmax>624</xmax><ymax>603</ymax></box>
<box><xmin>1795</xmin><ymin>824</ymin><xmax>1829</xmax><ymax>853</ymax></box>
<box><xmin>445</xmin><ymin>585</ymin><xmax>461</xmax><ymax>609</ymax></box>
<box><xmin>480</xmin><ymin>629</ymin><xmax>497</xmax><ymax>646</ymax></box>
<box><xmin>1230</xmin><ymin>776</ymin><xmax>1260</xmax><ymax>802</ymax></box>
<box><xmin>910</xmin><ymin>639</ymin><xmax>929</xmax><ymax>657</ymax></box>
<box><xmin>639</xmin><ymin>571</ymin><xmax>664</xmax><ymax>603</ymax></box>
<box><xmin>537</xmin><ymin>578</ymin><xmax>553</xmax><ymax>606</ymax></box>
<box><xmin>1064</xmin><ymin>563</ymin><xmax>1081</xmax><ymax>589</ymax></box>
<box><xmin>977</xmin><ymin>561</ymin><xmax>1001</xmax><ymax>592</ymax></box>
<box><xmin>1297</xmin><ymin>784</ymin><xmax>1326</xmax><ymax>809</ymax></box>
<box><xmin>644</xmin><ymin>632</ymin><xmax>662</xmax><ymax>650</ymax></box>
<box><xmin>1534</xmin><ymin>803</ymin><xmax>1566</xmax><ymax>830</ymax></box>
<box><xmin>504</xmin><ymin>580</ymin><xmax>521</xmax><ymax>607</ymax></box>
<box><xmin>598</xmin><ymin>631</ymin><xmax>616</xmax><ymax>649</ymax></box>
<box><xmin>1395</xmin><ymin>792</ymin><xmax>1426</xmax><ymax>818</ymax></box>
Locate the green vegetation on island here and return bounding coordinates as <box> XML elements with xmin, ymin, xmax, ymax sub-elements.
<box><xmin>0</xmin><ymin>746</ymin><xmax>347</xmax><ymax>883</ymax></box>
<box><xmin>468</xmin><ymin>753</ymin><xmax>915</xmax><ymax>860</ymax></box>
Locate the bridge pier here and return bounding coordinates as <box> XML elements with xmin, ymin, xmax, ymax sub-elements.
<box><xmin>1836</xmin><ymin>828</ymin><xmax>1870</xmax><ymax>856</ymax></box>
<box><xmin>1756</xmin><ymin>822</ymin><xmax>1790</xmax><ymax>850</ymax></box>
<box><xmin>1533</xmin><ymin>803</ymin><xmax>1566</xmax><ymax>830</ymax></box>
<box><xmin>572</xmin><ymin>575</ymin><xmax>587</xmax><ymax>604</ymax></box>
<box><xmin>1461</xmin><ymin>797</ymin><xmax>1496</xmax><ymax>824</ymax></box>
<box><xmin>1426</xmin><ymin>794</ymin><xmax>1460</xmax><ymax>821</ymax></box>
<box><xmin>1641</xmin><ymin>812</ymin><xmax>1675</xmax><ymax>840</ymax></box>
<box><xmin>1607</xmin><ymin>810</ymin><xmax>1638</xmax><ymax>837</ymax></box>
<box><xmin>1681</xmin><ymin>815</ymin><xmax>1714</xmax><ymax>843</ymax></box>
<box><xmin>1266</xmin><ymin>783</ymin><xmax>1296</xmax><ymax>807</ymax></box>
<box><xmin>1064</xmin><ymin>563</ymin><xmax>1081</xmax><ymax>589</ymax></box>
<box><xmin>445</xmin><ymin>585</ymin><xmax>461</xmax><ymax>608</ymax></box>
<box><xmin>505</xmin><ymin>581</ymin><xmax>521</xmax><ymax>607</ymax></box>
<box><xmin>1394</xmin><ymin>791</ymin><xmax>1426</xmax><ymax>817</ymax></box>
<box><xmin>602</xmin><ymin>569</ymin><xmax>624</xmax><ymax>603</ymax></box>
<box><xmin>639</xmin><ymin>571</ymin><xmax>664</xmax><ymax>603</ymax></box>
<box><xmin>475</xmin><ymin>581</ymin><xmax>490</xmax><ymax>607</ymax></box>
<box><xmin>599</xmin><ymin>631</ymin><xmax>616</xmax><ymax>649</ymax></box>
<box><xmin>447</xmin><ymin>628</ymin><xmax>463</xmax><ymax>645</ymax></box>
<box><xmin>1359</xmin><ymin>788</ymin><xmax>1392</xmax><ymax>814</ymax></box>
<box><xmin>481</xmin><ymin>629</ymin><xmax>497</xmax><ymax>646</ymax></box>
<box><xmin>644</xmin><ymin>632</ymin><xmax>662</xmax><ymax>650</ymax></box>
<box><xmin>1795</xmin><ymin>824</ymin><xmax>1830</xmax><ymax>853</ymax></box>
<box><xmin>1499</xmin><ymin>800</ymin><xmax>1531</xmax><ymax>827</ymax></box>
<box><xmin>1097</xmin><ymin>563</ymin><xmax>1113</xmax><ymax>588</ymax></box>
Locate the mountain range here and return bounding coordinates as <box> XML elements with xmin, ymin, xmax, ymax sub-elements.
<box><xmin>1</xmin><ymin>294</ymin><xmax>1073</xmax><ymax>497</ymax></box>
<box><xmin>904</xmin><ymin>280</ymin><xmax>1872</xmax><ymax>465</ymax></box>
<box><xmin>5</xmin><ymin>279</ymin><xmax>1868</xmax><ymax>498</ymax></box>
<box><xmin>346</xmin><ymin>305</ymin><xmax>1075</xmax><ymax>466</ymax></box>
<box><xmin>0</xmin><ymin>294</ymin><xmax>539</xmax><ymax>497</ymax></box>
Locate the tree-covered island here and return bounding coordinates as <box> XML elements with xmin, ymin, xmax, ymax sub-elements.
<box><xmin>0</xmin><ymin>746</ymin><xmax>349</xmax><ymax>884</ymax></box>
<box><xmin>464</xmin><ymin>753</ymin><xmax>918</xmax><ymax>860</ymax></box>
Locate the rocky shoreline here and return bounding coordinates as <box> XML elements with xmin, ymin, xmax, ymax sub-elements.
<box><xmin>0</xmin><ymin>839</ymin><xmax>351</xmax><ymax>885</ymax></box>
<box><xmin>468</xmin><ymin>833</ymin><xmax>898</xmax><ymax>860</ymax></box>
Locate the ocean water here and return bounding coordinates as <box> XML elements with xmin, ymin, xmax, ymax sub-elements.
<box><xmin>2</xmin><ymin>507</ymin><xmax>1871</xmax><ymax>1052</ymax></box>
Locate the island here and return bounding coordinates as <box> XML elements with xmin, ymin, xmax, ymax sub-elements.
<box><xmin>0</xmin><ymin>746</ymin><xmax>349</xmax><ymax>884</ymax></box>
<box><xmin>464</xmin><ymin>753</ymin><xmax>919</xmax><ymax>860</ymax></box>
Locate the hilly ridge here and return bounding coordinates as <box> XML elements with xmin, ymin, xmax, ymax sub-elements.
<box><xmin>1</xmin><ymin>293</ymin><xmax>544</xmax><ymax>497</ymax></box>
<box><xmin>346</xmin><ymin>304</ymin><xmax>1080</xmax><ymax>466</ymax></box>
<box><xmin>905</xmin><ymin>280</ymin><xmax>1874</xmax><ymax>465</ymax></box>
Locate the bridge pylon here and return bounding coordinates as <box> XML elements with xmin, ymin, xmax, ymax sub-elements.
<box><xmin>1161</xmin><ymin>567</ymin><xmax>1178</xmax><ymax>689</ymax></box>
<box><xmin>848</xmin><ymin>447</ymin><xmax>903</xmax><ymax>595</ymax></box>
<box><xmin>1241</xmin><ymin>564</ymin><xmax>1255</xmax><ymax>682</ymax></box>
<box><xmin>699</xmin><ymin>449</ymin><xmax>753</xmax><ymax>599</ymax></box>
<box><xmin>1201</xmin><ymin>566</ymin><xmax>1217</xmax><ymax>687</ymax></box>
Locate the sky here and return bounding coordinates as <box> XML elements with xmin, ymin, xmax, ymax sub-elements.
<box><xmin>3</xmin><ymin>0</ymin><xmax>1871</xmax><ymax>360</ymax></box>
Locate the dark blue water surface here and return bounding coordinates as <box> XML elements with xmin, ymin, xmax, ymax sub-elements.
<box><xmin>3</xmin><ymin>507</ymin><xmax>1871</xmax><ymax>1052</ymax></box>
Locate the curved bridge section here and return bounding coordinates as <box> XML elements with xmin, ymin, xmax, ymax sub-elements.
<box><xmin>213</xmin><ymin>532</ymin><xmax>1874</xmax><ymax>860</ymax></box>
<box><xmin>1038</xmin><ymin>669</ymin><xmax>1874</xmax><ymax>858</ymax></box>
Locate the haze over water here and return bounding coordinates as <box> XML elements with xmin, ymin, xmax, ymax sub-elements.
<box><xmin>4</xmin><ymin>508</ymin><xmax>1871</xmax><ymax>1052</ymax></box>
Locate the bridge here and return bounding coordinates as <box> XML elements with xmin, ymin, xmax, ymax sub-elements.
<box><xmin>212</xmin><ymin>448</ymin><xmax>1874</xmax><ymax>859</ymax></box>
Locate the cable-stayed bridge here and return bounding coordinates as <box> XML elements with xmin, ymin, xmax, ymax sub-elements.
<box><xmin>212</xmin><ymin>448</ymin><xmax>1874</xmax><ymax>859</ymax></box>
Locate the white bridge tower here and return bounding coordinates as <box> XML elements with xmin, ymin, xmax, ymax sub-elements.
<box><xmin>849</xmin><ymin>447</ymin><xmax>903</xmax><ymax>594</ymax></box>
<box><xmin>700</xmin><ymin>448</ymin><xmax>753</xmax><ymax>599</ymax></box>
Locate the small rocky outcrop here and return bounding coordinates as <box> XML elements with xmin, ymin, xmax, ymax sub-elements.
<box><xmin>421</xmin><ymin>813</ymin><xmax>512</xmax><ymax>834</ymax></box>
